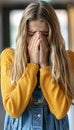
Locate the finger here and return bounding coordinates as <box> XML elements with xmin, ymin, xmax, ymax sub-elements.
<box><xmin>40</xmin><ymin>35</ymin><xmax>49</xmax><ymax>48</ymax></box>
<box><xmin>39</xmin><ymin>38</ymin><xmax>46</xmax><ymax>51</ymax></box>
<box><xmin>36</xmin><ymin>39</ymin><xmax>40</xmax><ymax>51</ymax></box>
<box><xmin>28</xmin><ymin>33</ymin><xmax>39</xmax><ymax>51</ymax></box>
<box><xmin>31</xmin><ymin>35</ymin><xmax>40</xmax><ymax>52</ymax></box>
<box><xmin>28</xmin><ymin>34</ymin><xmax>36</xmax><ymax>51</ymax></box>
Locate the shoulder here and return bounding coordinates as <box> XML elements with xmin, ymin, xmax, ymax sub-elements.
<box><xmin>67</xmin><ymin>50</ymin><xmax>74</xmax><ymax>61</ymax></box>
<box><xmin>1</xmin><ymin>48</ymin><xmax>15</xmax><ymax>65</ymax></box>
<box><xmin>67</xmin><ymin>50</ymin><xmax>74</xmax><ymax>72</ymax></box>
<box><xmin>1</xmin><ymin>48</ymin><xmax>15</xmax><ymax>57</ymax></box>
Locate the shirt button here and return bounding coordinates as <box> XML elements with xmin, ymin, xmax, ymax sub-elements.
<box><xmin>37</xmin><ymin>114</ymin><xmax>41</xmax><ymax>117</ymax></box>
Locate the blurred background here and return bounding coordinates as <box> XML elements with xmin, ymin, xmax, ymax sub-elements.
<box><xmin>0</xmin><ymin>0</ymin><xmax>74</xmax><ymax>130</ymax></box>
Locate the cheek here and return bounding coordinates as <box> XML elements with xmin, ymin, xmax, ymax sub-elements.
<box><xmin>47</xmin><ymin>37</ymin><xmax>51</xmax><ymax>45</ymax></box>
<box><xmin>26</xmin><ymin>36</ymin><xmax>31</xmax><ymax>45</ymax></box>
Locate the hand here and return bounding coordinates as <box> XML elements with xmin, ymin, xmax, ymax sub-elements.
<box><xmin>39</xmin><ymin>35</ymin><xmax>50</xmax><ymax>67</ymax></box>
<box><xmin>27</xmin><ymin>32</ymin><xmax>50</xmax><ymax>66</ymax></box>
<box><xmin>27</xmin><ymin>33</ymin><xmax>40</xmax><ymax>64</ymax></box>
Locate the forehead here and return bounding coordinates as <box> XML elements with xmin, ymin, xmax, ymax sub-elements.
<box><xmin>27</xmin><ymin>20</ymin><xmax>49</xmax><ymax>31</ymax></box>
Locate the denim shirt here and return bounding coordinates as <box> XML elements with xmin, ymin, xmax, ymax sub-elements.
<box><xmin>4</xmin><ymin>86</ymin><xmax>69</xmax><ymax>130</ymax></box>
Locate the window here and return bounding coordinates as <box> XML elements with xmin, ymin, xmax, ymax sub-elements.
<box><xmin>9</xmin><ymin>10</ymin><xmax>23</xmax><ymax>48</ymax></box>
<box><xmin>9</xmin><ymin>9</ymin><xmax>68</xmax><ymax>49</ymax></box>
<box><xmin>55</xmin><ymin>10</ymin><xmax>68</xmax><ymax>49</ymax></box>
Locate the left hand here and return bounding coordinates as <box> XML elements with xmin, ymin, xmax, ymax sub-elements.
<box><xmin>39</xmin><ymin>35</ymin><xmax>50</xmax><ymax>67</ymax></box>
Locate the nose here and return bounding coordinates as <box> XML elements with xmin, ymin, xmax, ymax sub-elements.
<box><xmin>36</xmin><ymin>31</ymin><xmax>42</xmax><ymax>38</ymax></box>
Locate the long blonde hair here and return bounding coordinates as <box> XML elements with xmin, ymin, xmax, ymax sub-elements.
<box><xmin>10</xmin><ymin>1</ymin><xmax>74</xmax><ymax>99</ymax></box>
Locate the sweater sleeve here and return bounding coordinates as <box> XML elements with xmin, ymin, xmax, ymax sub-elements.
<box><xmin>1</xmin><ymin>48</ymin><xmax>39</xmax><ymax>118</ymax></box>
<box><xmin>67</xmin><ymin>50</ymin><xmax>74</xmax><ymax>73</ymax></box>
<box><xmin>40</xmin><ymin>66</ymin><xmax>72</xmax><ymax>120</ymax></box>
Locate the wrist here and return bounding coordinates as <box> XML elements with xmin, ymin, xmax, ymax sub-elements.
<box><xmin>40</xmin><ymin>63</ymin><xmax>49</xmax><ymax>68</ymax></box>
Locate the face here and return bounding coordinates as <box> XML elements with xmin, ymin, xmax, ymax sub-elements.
<box><xmin>27</xmin><ymin>20</ymin><xmax>50</xmax><ymax>44</ymax></box>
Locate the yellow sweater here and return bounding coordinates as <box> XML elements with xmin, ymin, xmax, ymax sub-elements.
<box><xmin>1</xmin><ymin>48</ymin><xmax>74</xmax><ymax>119</ymax></box>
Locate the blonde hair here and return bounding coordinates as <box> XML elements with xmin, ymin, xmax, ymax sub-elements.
<box><xmin>10</xmin><ymin>1</ymin><xmax>74</xmax><ymax>99</ymax></box>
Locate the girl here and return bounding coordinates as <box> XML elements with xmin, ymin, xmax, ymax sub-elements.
<box><xmin>1</xmin><ymin>1</ymin><xmax>74</xmax><ymax>130</ymax></box>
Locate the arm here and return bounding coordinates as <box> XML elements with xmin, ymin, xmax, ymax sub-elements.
<box><xmin>67</xmin><ymin>50</ymin><xmax>74</xmax><ymax>73</ymax></box>
<box><xmin>40</xmin><ymin>66</ymin><xmax>72</xmax><ymax>119</ymax></box>
<box><xmin>1</xmin><ymin>48</ymin><xmax>39</xmax><ymax>118</ymax></box>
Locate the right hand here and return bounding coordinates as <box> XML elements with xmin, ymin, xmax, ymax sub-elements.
<box><xmin>27</xmin><ymin>33</ymin><xmax>40</xmax><ymax>64</ymax></box>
